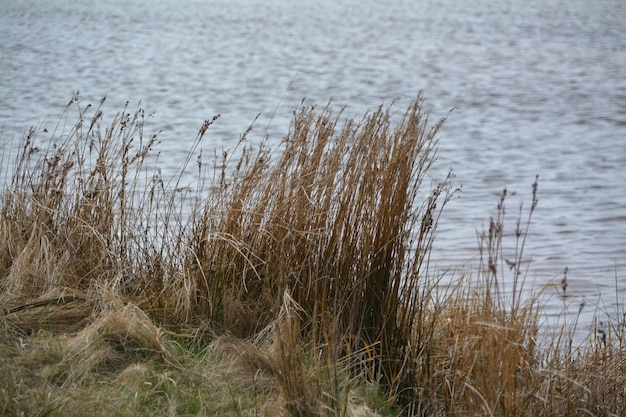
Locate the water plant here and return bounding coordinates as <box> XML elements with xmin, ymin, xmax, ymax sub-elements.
<box><xmin>0</xmin><ymin>93</ymin><xmax>623</xmax><ymax>416</ymax></box>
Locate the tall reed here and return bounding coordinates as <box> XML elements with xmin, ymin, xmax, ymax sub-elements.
<box><xmin>2</xmin><ymin>94</ymin><xmax>155</xmax><ymax>298</ymax></box>
<box><xmin>170</xmin><ymin>95</ymin><xmax>455</xmax><ymax>397</ymax></box>
<box><xmin>1</xmin><ymin>93</ymin><xmax>623</xmax><ymax>416</ymax></box>
<box><xmin>1</xmin><ymin>91</ymin><xmax>452</xmax><ymax>397</ymax></box>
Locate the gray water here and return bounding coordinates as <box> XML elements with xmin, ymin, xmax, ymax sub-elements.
<box><xmin>1</xmin><ymin>0</ymin><xmax>625</xmax><ymax>336</ymax></box>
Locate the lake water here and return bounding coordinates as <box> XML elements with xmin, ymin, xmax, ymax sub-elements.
<box><xmin>1</xmin><ymin>0</ymin><xmax>625</xmax><ymax>337</ymax></box>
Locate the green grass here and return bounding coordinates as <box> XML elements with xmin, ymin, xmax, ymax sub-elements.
<box><xmin>1</xmin><ymin>92</ymin><xmax>624</xmax><ymax>416</ymax></box>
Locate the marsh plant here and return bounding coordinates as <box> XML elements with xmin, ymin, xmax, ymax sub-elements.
<box><xmin>0</xmin><ymin>93</ymin><xmax>623</xmax><ymax>416</ymax></box>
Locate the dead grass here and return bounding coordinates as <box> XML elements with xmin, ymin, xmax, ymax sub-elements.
<box><xmin>0</xmin><ymin>92</ymin><xmax>624</xmax><ymax>416</ymax></box>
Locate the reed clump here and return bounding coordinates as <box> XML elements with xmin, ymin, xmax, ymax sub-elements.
<box><xmin>0</xmin><ymin>93</ymin><xmax>623</xmax><ymax>416</ymax></box>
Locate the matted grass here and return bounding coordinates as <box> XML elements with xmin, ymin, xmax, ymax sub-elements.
<box><xmin>1</xmin><ymin>93</ymin><xmax>623</xmax><ymax>416</ymax></box>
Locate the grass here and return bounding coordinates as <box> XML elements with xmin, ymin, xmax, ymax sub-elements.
<box><xmin>1</xmin><ymin>92</ymin><xmax>624</xmax><ymax>416</ymax></box>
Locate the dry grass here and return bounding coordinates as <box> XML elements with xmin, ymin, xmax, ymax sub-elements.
<box><xmin>1</xmin><ymin>93</ymin><xmax>624</xmax><ymax>416</ymax></box>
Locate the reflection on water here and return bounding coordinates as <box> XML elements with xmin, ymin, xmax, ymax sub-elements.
<box><xmin>1</xmin><ymin>0</ymin><xmax>625</xmax><ymax>333</ymax></box>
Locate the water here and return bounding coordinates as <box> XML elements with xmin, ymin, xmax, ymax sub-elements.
<box><xmin>1</xmin><ymin>0</ymin><xmax>625</xmax><ymax>336</ymax></box>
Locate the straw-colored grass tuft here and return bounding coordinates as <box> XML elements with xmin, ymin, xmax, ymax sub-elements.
<box><xmin>0</xmin><ymin>92</ymin><xmax>624</xmax><ymax>416</ymax></box>
<box><xmin>3</xmin><ymin>286</ymin><xmax>93</xmax><ymax>334</ymax></box>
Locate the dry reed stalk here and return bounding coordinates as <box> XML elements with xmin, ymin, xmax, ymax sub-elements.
<box><xmin>210</xmin><ymin>289</ymin><xmax>383</xmax><ymax>416</ymax></box>
<box><xmin>399</xmin><ymin>180</ymin><xmax>625</xmax><ymax>417</ymax></box>
<box><xmin>0</xmin><ymin>93</ymin><xmax>166</xmax><ymax>323</ymax></box>
<box><xmin>2</xmin><ymin>93</ymin><xmax>624</xmax><ymax>416</ymax></box>
<box><xmin>2</xmin><ymin>286</ymin><xmax>93</xmax><ymax>334</ymax></box>
<box><xmin>176</xmin><ymin>95</ymin><xmax>454</xmax><ymax>396</ymax></box>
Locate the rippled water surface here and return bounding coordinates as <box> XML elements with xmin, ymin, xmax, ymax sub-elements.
<box><xmin>1</xmin><ymin>0</ymin><xmax>625</xmax><ymax>331</ymax></box>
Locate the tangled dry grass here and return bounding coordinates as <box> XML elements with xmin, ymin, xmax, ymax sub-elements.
<box><xmin>0</xmin><ymin>93</ymin><xmax>623</xmax><ymax>416</ymax></box>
